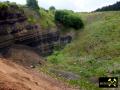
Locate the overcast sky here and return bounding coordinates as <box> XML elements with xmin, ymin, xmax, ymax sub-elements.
<box><xmin>0</xmin><ymin>0</ymin><xmax>119</xmax><ymax>12</ymax></box>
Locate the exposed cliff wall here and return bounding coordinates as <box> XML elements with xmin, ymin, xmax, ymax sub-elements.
<box><xmin>0</xmin><ymin>2</ymin><xmax>72</xmax><ymax>56</ymax></box>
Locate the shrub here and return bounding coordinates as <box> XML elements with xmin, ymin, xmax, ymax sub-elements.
<box><xmin>55</xmin><ymin>10</ymin><xmax>84</xmax><ymax>29</ymax></box>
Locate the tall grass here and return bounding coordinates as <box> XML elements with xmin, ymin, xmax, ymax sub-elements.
<box><xmin>40</xmin><ymin>11</ymin><xmax>120</xmax><ymax>90</ymax></box>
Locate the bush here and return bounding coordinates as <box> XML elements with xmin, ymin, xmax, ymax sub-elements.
<box><xmin>55</xmin><ymin>10</ymin><xmax>84</xmax><ymax>29</ymax></box>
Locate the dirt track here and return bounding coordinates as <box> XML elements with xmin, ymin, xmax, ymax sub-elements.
<box><xmin>0</xmin><ymin>58</ymin><xmax>77</xmax><ymax>90</ymax></box>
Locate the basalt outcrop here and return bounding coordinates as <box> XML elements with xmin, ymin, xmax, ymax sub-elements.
<box><xmin>0</xmin><ymin>2</ymin><xmax>72</xmax><ymax>56</ymax></box>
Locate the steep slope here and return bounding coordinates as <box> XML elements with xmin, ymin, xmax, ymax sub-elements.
<box><xmin>44</xmin><ymin>11</ymin><xmax>120</xmax><ymax>90</ymax></box>
<box><xmin>23</xmin><ymin>7</ymin><xmax>56</xmax><ymax>30</ymax></box>
<box><xmin>0</xmin><ymin>58</ymin><xmax>76</xmax><ymax>90</ymax></box>
<box><xmin>0</xmin><ymin>2</ymin><xmax>59</xmax><ymax>56</ymax></box>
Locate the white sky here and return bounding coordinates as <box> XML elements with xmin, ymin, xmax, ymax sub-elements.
<box><xmin>0</xmin><ymin>0</ymin><xmax>119</xmax><ymax>12</ymax></box>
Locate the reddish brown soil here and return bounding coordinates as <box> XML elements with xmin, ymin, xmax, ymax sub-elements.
<box><xmin>0</xmin><ymin>58</ymin><xmax>77</xmax><ymax>90</ymax></box>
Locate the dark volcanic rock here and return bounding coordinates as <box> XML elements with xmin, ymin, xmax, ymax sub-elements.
<box><xmin>0</xmin><ymin>2</ymin><xmax>72</xmax><ymax>56</ymax></box>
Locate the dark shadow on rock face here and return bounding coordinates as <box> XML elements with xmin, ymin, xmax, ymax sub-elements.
<box><xmin>60</xmin><ymin>36</ymin><xmax>72</xmax><ymax>44</ymax></box>
<box><xmin>0</xmin><ymin>2</ymin><xmax>73</xmax><ymax>57</ymax></box>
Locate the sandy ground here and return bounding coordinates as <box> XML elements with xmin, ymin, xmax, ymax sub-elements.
<box><xmin>0</xmin><ymin>58</ymin><xmax>78</xmax><ymax>90</ymax></box>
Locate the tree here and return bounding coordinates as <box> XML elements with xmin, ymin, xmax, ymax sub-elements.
<box><xmin>95</xmin><ymin>1</ymin><xmax>120</xmax><ymax>11</ymax></box>
<box><xmin>49</xmin><ymin>6</ymin><xmax>55</xmax><ymax>11</ymax></box>
<box><xmin>26</xmin><ymin>0</ymin><xmax>39</xmax><ymax>10</ymax></box>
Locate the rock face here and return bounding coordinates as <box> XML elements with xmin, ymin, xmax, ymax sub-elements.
<box><xmin>0</xmin><ymin>3</ymin><xmax>59</xmax><ymax>56</ymax></box>
<box><xmin>0</xmin><ymin>3</ymin><xmax>28</xmax><ymax>48</ymax></box>
<box><xmin>0</xmin><ymin>2</ymin><xmax>72</xmax><ymax>56</ymax></box>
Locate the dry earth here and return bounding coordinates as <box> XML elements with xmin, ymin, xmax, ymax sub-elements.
<box><xmin>0</xmin><ymin>58</ymin><xmax>78</xmax><ymax>90</ymax></box>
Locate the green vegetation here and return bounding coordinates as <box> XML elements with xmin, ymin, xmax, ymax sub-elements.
<box><xmin>39</xmin><ymin>11</ymin><xmax>120</xmax><ymax>90</ymax></box>
<box><xmin>39</xmin><ymin>8</ymin><xmax>56</xmax><ymax>29</ymax></box>
<box><xmin>26</xmin><ymin>0</ymin><xmax>39</xmax><ymax>10</ymax></box>
<box><xmin>55</xmin><ymin>10</ymin><xmax>84</xmax><ymax>29</ymax></box>
<box><xmin>23</xmin><ymin>7</ymin><xmax>56</xmax><ymax>29</ymax></box>
<box><xmin>0</xmin><ymin>2</ymin><xmax>8</xmax><ymax>10</ymax></box>
<box><xmin>1</xmin><ymin>1</ymin><xmax>119</xmax><ymax>89</ymax></box>
<box><xmin>0</xmin><ymin>2</ymin><xmax>21</xmax><ymax>11</ymax></box>
<box><xmin>49</xmin><ymin>6</ymin><xmax>56</xmax><ymax>12</ymax></box>
<box><xmin>24</xmin><ymin>0</ymin><xmax>56</xmax><ymax>29</ymax></box>
<box><xmin>95</xmin><ymin>1</ymin><xmax>120</xmax><ymax>11</ymax></box>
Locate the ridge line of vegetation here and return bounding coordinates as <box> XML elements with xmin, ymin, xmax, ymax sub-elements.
<box><xmin>55</xmin><ymin>10</ymin><xmax>84</xmax><ymax>30</ymax></box>
<box><xmin>95</xmin><ymin>1</ymin><xmax>120</xmax><ymax>11</ymax></box>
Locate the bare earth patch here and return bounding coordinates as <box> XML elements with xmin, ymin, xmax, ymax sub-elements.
<box><xmin>0</xmin><ymin>58</ymin><xmax>77</xmax><ymax>90</ymax></box>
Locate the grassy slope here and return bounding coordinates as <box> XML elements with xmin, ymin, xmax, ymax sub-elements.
<box><xmin>39</xmin><ymin>8</ymin><xmax>56</xmax><ymax>29</ymax></box>
<box><xmin>40</xmin><ymin>11</ymin><xmax>120</xmax><ymax>90</ymax></box>
<box><xmin>23</xmin><ymin>7</ymin><xmax>56</xmax><ymax>30</ymax></box>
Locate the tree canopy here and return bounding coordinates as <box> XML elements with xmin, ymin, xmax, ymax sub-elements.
<box><xmin>95</xmin><ymin>1</ymin><xmax>120</xmax><ymax>11</ymax></box>
<box><xmin>49</xmin><ymin>6</ymin><xmax>55</xmax><ymax>11</ymax></box>
<box><xmin>26</xmin><ymin>0</ymin><xmax>39</xmax><ymax>10</ymax></box>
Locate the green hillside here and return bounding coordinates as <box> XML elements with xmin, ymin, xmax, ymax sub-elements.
<box><xmin>39</xmin><ymin>11</ymin><xmax>120</xmax><ymax>90</ymax></box>
<box><xmin>0</xmin><ymin>1</ymin><xmax>119</xmax><ymax>90</ymax></box>
<box><xmin>23</xmin><ymin>7</ymin><xmax>56</xmax><ymax>30</ymax></box>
